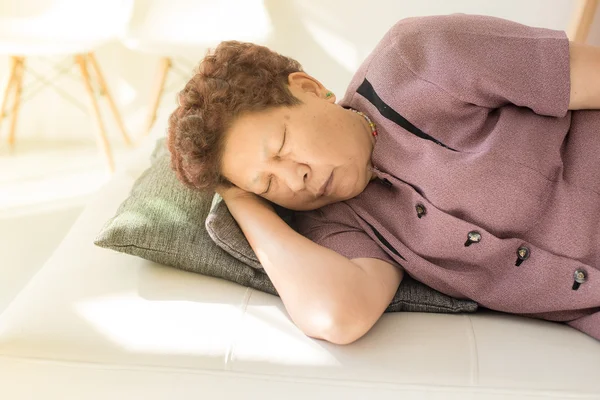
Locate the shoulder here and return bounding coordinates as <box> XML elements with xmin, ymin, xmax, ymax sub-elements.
<box><xmin>388</xmin><ymin>13</ymin><xmax>533</xmax><ymax>37</ymax></box>
<box><xmin>386</xmin><ymin>13</ymin><xmax>563</xmax><ymax>50</ymax></box>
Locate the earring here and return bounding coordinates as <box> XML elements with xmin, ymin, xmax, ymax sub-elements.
<box><xmin>325</xmin><ymin>91</ymin><xmax>333</xmax><ymax>98</ymax></box>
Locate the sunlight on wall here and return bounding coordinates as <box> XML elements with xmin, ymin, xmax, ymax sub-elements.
<box><xmin>124</xmin><ymin>0</ymin><xmax>273</xmax><ymax>48</ymax></box>
<box><xmin>302</xmin><ymin>20</ymin><xmax>359</xmax><ymax>73</ymax></box>
<box><xmin>176</xmin><ymin>0</ymin><xmax>272</xmax><ymax>44</ymax></box>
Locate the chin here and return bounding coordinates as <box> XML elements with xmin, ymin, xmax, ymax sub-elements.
<box><xmin>285</xmin><ymin>197</ymin><xmax>331</xmax><ymax>211</ymax></box>
<box><xmin>335</xmin><ymin>183</ymin><xmax>359</xmax><ymax>201</ymax></box>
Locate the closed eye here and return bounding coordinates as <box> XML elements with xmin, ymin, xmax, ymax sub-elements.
<box><xmin>261</xmin><ymin>125</ymin><xmax>286</xmax><ymax>195</ymax></box>
<box><xmin>278</xmin><ymin>125</ymin><xmax>287</xmax><ymax>155</ymax></box>
<box><xmin>261</xmin><ymin>176</ymin><xmax>272</xmax><ymax>195</ymax></box>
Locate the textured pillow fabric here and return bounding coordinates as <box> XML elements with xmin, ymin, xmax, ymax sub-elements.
<box><xmin>206</xmin><ymin>196</ymin><xmax>296</xmax><ymax>270</ymax></box>
<box><xmin>96</xmin><ymin>137</ymin><xmax>478</xmax><ymax>314</ymax></box>
<box><xmin>95</xmin><ymin>138</ymin><xmax>277</xmax><ymax>296</ymax></box>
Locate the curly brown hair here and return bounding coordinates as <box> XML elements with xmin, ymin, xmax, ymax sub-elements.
<box><xmin>167</xmin><ymin>41</ymin><xmax>304</xmax><ymax>192</ymax></box>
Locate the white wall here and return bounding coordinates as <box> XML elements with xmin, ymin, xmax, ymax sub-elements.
<box><xmin>0</xmin><ymin>0</ymin><xmax>592</xmax><ymax>146</ymax></box>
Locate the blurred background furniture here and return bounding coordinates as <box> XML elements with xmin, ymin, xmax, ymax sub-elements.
<box><xmin>0</xmin><ymin>0</ymin><xmax>135</xmax><ymax>172</ymax></box>
<box><xmin>569</xmin><ymin>0</ymin><xmax>599</xmax><ymax>43</ymax></box>
<box><xmin>120</xmin><ymin>0</ymin><xmax>272</xmax><ymax>137</ymax></box>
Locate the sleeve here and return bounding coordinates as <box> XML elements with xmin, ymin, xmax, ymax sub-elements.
<box><xmin>295</xmin><ymin>204</ymin><xmax>396</xmax><ymax>265</ymax></box>
<box><xmin>390</xmin><ymin>13</ymin><xmax>571</xmax><ymax>118</ymax></box>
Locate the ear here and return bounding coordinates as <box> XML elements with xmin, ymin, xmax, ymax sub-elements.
<box><xmin>287</xmin><ymin>72</ymin><xmax>336</xmax><ymax>103</ymax></box>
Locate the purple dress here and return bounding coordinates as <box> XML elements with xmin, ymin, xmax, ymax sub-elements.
<box><xmin>295</xmin><ymin>14</ymin><xmax>600</xmax><ymax>340</ymax></box>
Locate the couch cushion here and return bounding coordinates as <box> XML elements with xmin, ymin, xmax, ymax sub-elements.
<box><xmin>1</xmin><ymin>135</ymin><xmax>599</xmax><ymax>400</ymax></box>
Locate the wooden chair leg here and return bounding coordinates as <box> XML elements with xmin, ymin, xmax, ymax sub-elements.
<box><xmin>0</xmin><ymin>56</ymin><xmax>19</xmax><ymax>130</ymax></box>
<box><xmin>569</xmin><ymin>0</ymin><xmax>599</xmax><ymax>43</ymax></box>
<box><xmin>86</xmin><ymin>52</ymin><xmax>132</xmax><ymax>148</ymax></box>
<box><xmin>144</xmin><ymin>57</ymin><xmax>172</xmax><ymax>138</ymax></box>
<box><xmin>7</xmin><ymin>57</ymin><xmax>25</xmax><ymax>151</ymax></box>
<box><xmin>75</xmin><ymin>54</ymin><xmax>115</xmax><ymax>173</ymax></box>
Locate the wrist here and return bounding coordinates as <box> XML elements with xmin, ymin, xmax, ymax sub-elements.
<box><xmin>222</xmin><ymin>190</ymin><xmax>274</xmax><ymax>213</ymax></box>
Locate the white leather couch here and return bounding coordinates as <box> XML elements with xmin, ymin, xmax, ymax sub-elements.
<box><xmin>1</xmin><ymin>137</ymin><xmax>599</xmax><ymax>400</ymax></box>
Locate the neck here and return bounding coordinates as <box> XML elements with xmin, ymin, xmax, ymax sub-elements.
<box><xmin>346</xmin><ymin>108</ymin><xmax>378</xmax><ymax>182</ymax></box>
<box><xmin>349</xmin><ymin>108</ymin><xmax>377</xmax><ymax>147</ymax></box>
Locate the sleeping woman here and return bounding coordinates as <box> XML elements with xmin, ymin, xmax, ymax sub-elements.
<box><xmin>167</xmin><ymin>13</ymin><xmax>600</xmax><ymax>344</ymax></box>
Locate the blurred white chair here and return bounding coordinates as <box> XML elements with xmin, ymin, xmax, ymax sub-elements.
<box><xmin>568</xmin><ymin>0</ymin><xmax>598</xmax><ymax>43</ymax></box>
<box><xmin>120</xmin><ymin>0</ymin><xmax>273</xmax><ymax>138</ymax></box>
<box><xmin>0</xmin><ymin>0</ymin><xmax>135</xmax><ymax>173</ymax></box>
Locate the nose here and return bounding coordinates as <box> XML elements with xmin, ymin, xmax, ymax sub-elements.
<box><xmin>274</xmin><ymin>161</ymin><xmax>309</xmax><ymax>193</ymax></box>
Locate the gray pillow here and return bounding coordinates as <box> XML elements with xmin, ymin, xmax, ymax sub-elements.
<box><xmin>96</xmin><ymin>137</ymin><xmax>478</xmax><ymax>314</ymax></box>
<box><xmin>95</xmin><ymin>138</ymin><xmax>277</xmax><ymax>296</ymax></box>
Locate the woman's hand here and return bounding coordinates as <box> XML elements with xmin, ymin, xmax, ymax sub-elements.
<box><xmin>216</xmin><ymin>184</ymin><xmax>252</xmax><ymax>201</ymax></box>
<box><xmin>216</xmin><ymin>184</ymin><xmax>274</xmax><ymax>211</ymax></box>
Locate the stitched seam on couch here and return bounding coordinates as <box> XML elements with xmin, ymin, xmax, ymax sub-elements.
<box><xmin>0</xmin><ymin>354</ymin><xmax>596</xmax><ymax>397</ymax></box>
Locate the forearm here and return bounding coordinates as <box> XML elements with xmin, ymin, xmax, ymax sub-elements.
<box><xmin>224</xmin><ymin>195</ymin><xmax>371</xmax><ymax>341</ymax></box>
<box><xmin>568</xmin><ymin>41</ymin><xmax>600</xmax><ymax>110</ymax></box>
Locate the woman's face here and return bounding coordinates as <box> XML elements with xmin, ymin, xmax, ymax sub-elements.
<box><xmin>221</xmin><ymin>72</ymin><xmax>376</xmax><ymax>211</ymax></box>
